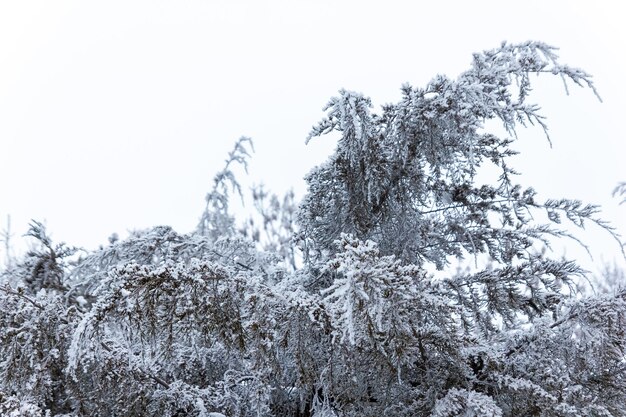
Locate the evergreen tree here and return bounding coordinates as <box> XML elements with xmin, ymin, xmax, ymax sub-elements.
<box><xmin>1</xmin><ymin>41</ymin><xmax>624</xmax><ymax>416</ymax></box>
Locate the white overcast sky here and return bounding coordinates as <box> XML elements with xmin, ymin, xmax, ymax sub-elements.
<box><xmin>1</xmin><ymin>1</ymin><xmax>625</xmax><ymax>271</ymax></box>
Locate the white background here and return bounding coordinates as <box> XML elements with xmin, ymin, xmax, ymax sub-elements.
<box><xmin>1</xmin><ymin>1</ymin><xmax>624</xmax><ymax>273</ymax></box>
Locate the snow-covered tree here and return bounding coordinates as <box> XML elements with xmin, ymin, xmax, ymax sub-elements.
<box><xmin>300</xmin><ymin>41</ymin><xmax>611</xmax><ymax>269</ymax></box>
<box><xmin>1</xmin><ymin>41</ymin><xmax>625</xmax><ymax>416</ymax></box>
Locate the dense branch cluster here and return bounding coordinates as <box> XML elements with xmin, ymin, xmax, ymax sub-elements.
<box><xmin>1</xmin><ymin>41</ymin><xmax>624</xmax><ymax>416</ymax></box>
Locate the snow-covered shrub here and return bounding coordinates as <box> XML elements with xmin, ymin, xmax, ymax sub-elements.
<box><xmin>1</xmin><ymin>41</ymin><xmax>625</xmax><ymax>416</ymax></box>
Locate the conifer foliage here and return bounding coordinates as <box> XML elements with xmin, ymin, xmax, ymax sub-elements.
<box><xmin>1</xmin><ymin>41</ymin><xmax>625</xmax><ymax>416</ymax></box>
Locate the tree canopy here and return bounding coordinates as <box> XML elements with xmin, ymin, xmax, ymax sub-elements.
<box><xmin>1</xmin><ymin>41</ymin><xmax>625</xmax><ymax>417</ymax></box>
